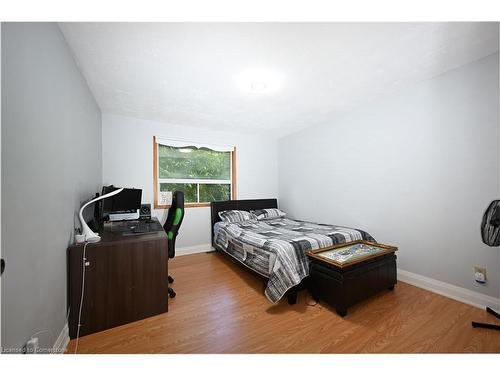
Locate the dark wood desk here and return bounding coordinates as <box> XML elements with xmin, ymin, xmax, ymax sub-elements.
<box><xmin>68</xmin><ymin>218</ymin><xmax>168</xmax><ymax>339</ymax></box>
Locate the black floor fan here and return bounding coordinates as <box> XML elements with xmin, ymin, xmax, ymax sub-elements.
<box><xmin>472</xmin><ymin>200</ymin><xmax>500</xmax><ymax>331</ymax></box>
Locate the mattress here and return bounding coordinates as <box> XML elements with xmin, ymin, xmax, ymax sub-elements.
<box><xmin>214</xmin><ymin>217</ymin><xmax>375</xmax><ymax>303</ymax></box>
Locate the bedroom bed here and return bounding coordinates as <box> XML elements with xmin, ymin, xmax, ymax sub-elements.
<box><xmin>211</xmin><ymin>199</ymin><xmax>375</xmax><ymax>305</ymax></box>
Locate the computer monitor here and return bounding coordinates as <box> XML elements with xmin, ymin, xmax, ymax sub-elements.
<box><xmin>102</xmin><ymin>185</ymin><xmax>142</xmax><ymax>214</ymax></box>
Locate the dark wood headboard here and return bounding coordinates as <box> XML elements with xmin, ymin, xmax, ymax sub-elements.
<box><xmin>210</xmin><ymin>198</ymin><xmax>278</xmax><ymax>246</ymax></box>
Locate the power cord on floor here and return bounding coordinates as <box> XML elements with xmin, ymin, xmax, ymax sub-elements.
<box><xmin>74</xmin><ymin>241</ymin><xmax>89</xmax><ymax>354</ymax></box>
<box><xmin>26</xmin><ymin>306</ymin><xmax>71</xmax><ymax>354</ymax></box>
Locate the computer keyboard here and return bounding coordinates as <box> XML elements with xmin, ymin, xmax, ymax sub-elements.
<box><xmin>132</xmin><ymin>222</ymin><xmax>149</xmax><ymax>233</ymax></box>
<box><xmin>108</xmin><ymin>219</ymin><xmax>163</xmax><ymax>235</ymax></box>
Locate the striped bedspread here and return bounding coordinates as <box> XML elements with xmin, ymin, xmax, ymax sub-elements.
<box><xmin>214</xmin><ymin>217</ymin><xmax>375</xmax><ymax>303</ymax></box>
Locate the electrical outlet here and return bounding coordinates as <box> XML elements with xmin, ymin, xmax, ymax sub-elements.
<box><xmin>24</xmin><ymin>337</ymin><xmax>39</xmax><ymax>354</ymax></box>
<box><xmin>474</xmin><ymin>266</ymin><xmax>486</xmax><ymax>284</ymax></box>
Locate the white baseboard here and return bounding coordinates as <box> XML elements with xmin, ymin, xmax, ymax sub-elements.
<box><xmin>176</xmin><ymin>243</ymin><xmax>214</xmax><ymax>257</ymax></box>
<box><xmin>52</xmin><ymin>323</ymin><xmax>69</xmax><ymax>354</ymax></box>
<box><xmin>397</xmin><ymin>268</ymin><xmax>500</xmax><ymax>310</ymax></box>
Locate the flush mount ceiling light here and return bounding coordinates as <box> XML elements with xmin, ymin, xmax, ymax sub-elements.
<box><xmin>237</xmin><ymin>68</ymin><xmax>283</xmax><ymax>94</ymax></box>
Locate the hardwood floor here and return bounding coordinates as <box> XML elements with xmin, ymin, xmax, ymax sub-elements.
<box><xmin>67</xmin><ymin>251</ymin><xmax>500</xmax><ymax>354</ymax></box>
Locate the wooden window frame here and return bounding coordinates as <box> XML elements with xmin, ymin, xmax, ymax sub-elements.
<box><xmin>153</xmin><ymin>136</ymin><xmax>237</xmax><ymax>209</ymax></box>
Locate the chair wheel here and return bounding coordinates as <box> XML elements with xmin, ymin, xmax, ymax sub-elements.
<box><xmin>168</xmin><ymin>288</ymin><xmax>176</xmax><ymax>298</ymax></box>
<box><xmin>168</xmin><ymin>276</ymin><xmax>174</xmax><ymax>284</ymax></box>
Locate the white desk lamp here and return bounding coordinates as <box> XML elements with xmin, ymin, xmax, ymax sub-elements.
<box><xmin>78</xmin><ymin>187</ymin><xmax>124</xmax><ymax>243</ymax></box>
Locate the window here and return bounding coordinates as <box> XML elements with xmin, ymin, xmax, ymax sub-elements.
<box><xmin>153</xmin><ymin>137</ymin><xmax>236</xmax><ymax>208</ymax></box>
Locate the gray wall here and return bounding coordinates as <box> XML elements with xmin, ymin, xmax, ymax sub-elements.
<box><xmin>1</xmin><ymin>23</ymin><xmax>102</xmax><ymax>350</ymax></box>
<box><xmin>279</xmin><ymin>53</ymin><xmax>500</xmax><ymax>299</ymax></box>
<box><xmin>102</xmin><ymin>114</ymin><xmax>279</xmax><ymax>250</ymax></box>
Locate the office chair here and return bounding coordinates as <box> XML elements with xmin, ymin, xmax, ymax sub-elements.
<box><xmin>163</xmin><ymin>191</ymin><xmax>185</xmax><ymax>299</ymax></box>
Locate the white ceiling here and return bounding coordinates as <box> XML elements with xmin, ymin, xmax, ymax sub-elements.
<box><xmin>59</xmin><ymin>22</ymin><xmax>499</xmax><ymax>137</ymax></box>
